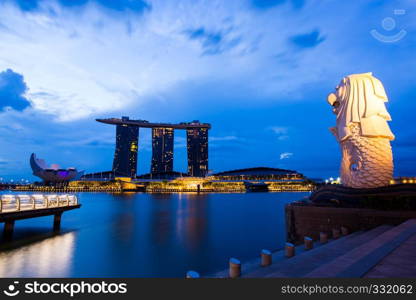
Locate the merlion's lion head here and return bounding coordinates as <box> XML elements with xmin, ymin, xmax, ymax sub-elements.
<box><xmin>327</xmin><ymin>72</ymin><xmax>395</xmax><ymax>142</ymax></box>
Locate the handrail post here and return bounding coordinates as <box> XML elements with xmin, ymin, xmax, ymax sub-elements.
<box><xmin>31</xmin><ymin>195</ymin><xmax>35</xmax><ymax>209</ymax></box>
<box><xmin>45</xmin><ymin>195</ymin><xmax>49</xmax><ymax>208</ymax></box>
<box><xmin>16</xmin><ymin>196</ymin><xmax>20</xmax><ymax>211</ymax></box>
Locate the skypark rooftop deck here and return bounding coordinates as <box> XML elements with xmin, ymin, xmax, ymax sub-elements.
<box><xmin>96</xmin><ymin>118</ymin><xmax>211</xmax><ymax>129</ymax></box>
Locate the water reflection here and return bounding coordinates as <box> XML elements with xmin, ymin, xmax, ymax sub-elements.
<box><xmin>0</xmin><ymin>232</ymin><xmax>76</xmax><ymax>277</ymax></box>
<box><xmin>111</xmin><ymin>193</ymin><xmax>136</xmax><ymax>244</ymax></box>
<box><xmin>149</xmin><ymin>193</ymin><xmax>174</xmax><ymax>245</ymax></box>
<box><xmin>0</xmin><ymin>192</ymin><xmax>307</xmax><ymax>277</ymax></box>
<box><xmin>176</xmin><ymin>193</ymin><xmax>209</xmax><ymax>251</ymax></box>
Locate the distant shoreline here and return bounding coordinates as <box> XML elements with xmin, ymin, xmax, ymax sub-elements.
<box><xmin>6</xmin><ymin>185</ymin><xmax>313</xmax><ymax>194</ymax></box>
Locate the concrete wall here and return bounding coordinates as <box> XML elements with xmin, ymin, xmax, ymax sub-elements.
<box><xmin>286</xmin><ymin>203</ymin><xmax>416</xmax><ymax>243</ymax></box>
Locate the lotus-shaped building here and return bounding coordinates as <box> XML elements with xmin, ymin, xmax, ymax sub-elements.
<box><xmin>30</xmin><ymin>153</ymin><xmax>84</xmax><ymax>183</ymax></box>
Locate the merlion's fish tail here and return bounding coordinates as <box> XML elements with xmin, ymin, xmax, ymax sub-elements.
<box><xmin>340</xmin><ymin>123</ymin><xmax>393</xmax><ymax>188</ymax></box>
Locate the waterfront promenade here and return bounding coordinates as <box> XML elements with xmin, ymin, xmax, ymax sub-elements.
<box><xmin>10</xmin><ymin>185</ymin><xmax>123</xmax><ymax>193</ymax></box>
<box><xmin>7</xmin><ymin>180</ymin><xmax>313</xmax><ymax>193</ymax></box>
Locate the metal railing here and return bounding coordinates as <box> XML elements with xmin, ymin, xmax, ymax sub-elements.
<box><xmin>0</xmin><ymin>194</ymin><xmax>78</xmax><ymax>213</ymax></box>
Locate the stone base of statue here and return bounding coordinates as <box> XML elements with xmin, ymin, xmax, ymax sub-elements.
<box><xmin>285</xmin><ymin>184</ymin><xmax>416</xmax><ymax>243</ymax></box>
<box><xmin>309</xmin><ymin>184</ymin><xmax>416</xmax><ymax>210</ymax></box>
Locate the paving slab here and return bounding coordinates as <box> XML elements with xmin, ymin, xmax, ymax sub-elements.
<box><xmin>243</xmin><ymin>225</ymin><xmax>392</xmax><ymax>278</ymax></box>
<box><xmin>364</xmin><ymin>233</ymin><xmax>416</xmax><ymax>278</ymax></box>
<box><xmin>306</xmin><ymin>219</ymin><xmax>416</xmax><ymax>278</ymax></box>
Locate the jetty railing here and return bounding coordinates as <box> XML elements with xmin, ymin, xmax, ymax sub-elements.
<box><xmin>0</xmin><ymin>194</ymin><xmax>78</xmax><ymax>213</ymax></box>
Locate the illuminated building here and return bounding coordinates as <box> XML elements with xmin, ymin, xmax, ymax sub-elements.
<box><xmin>112</xmin><ymin>117</ymin><xmax>139</xmax><ymax>178</ymax></box>
<box><xmin>187</xmin><ymin>123</ymin><xmax>209</xmax><ymax>177</ymax></box>
<box><xmin>30</xmin><ymin>153</ymin><xmax>84</xmax><ymax>183</ymax></box>
<box><xmin>97</xmin><ymin>117</ymin><xmax>211</xmax><ymax>178</ymax></box>
<box><xmin>141</xmin><ymin>167</ymin><xmax>311</xmax><ymax>192</ymax></box>
<box><xmin>211</xmin><ymin>167</ymin><xmax>303</xmax><ymax>181</ymax></box>
<box><xmin>390</xmin><ymin>177</ymin><xmax>416</xmax><ymax>185</ymax></box>
<box><xmin>151</xmin><ymin>128</ymin><xmax>174</xmax><ymax>173</ymax></box>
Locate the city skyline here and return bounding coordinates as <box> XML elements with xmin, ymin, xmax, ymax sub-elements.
<box><xmin>0</xmin><ymin>0</ymin><xmax>415</xmax><ymax>180</ymax></box>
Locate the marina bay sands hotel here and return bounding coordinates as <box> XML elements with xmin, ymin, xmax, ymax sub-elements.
<box><xmin>96</xmin><ymin>117</ymin><xmax>211</xmax><ymax>178</ymax></box>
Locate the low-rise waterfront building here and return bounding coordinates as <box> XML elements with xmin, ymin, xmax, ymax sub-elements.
<box><xmin>390</xmin><ymin>177</ymin><xmax>416</xmax><ymax>185</ymax></box>
<box><xmin>210</xmin><ymin>167</ymin><xmax>303</xmax><ymax>181</ymax></box>
<box><xmin>30</xmin><ymin>153</ymin><xmax>84</xmax><ymax>184</ymax></box>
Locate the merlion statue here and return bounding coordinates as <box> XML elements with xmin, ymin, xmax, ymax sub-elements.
<box><xmin>327</xmin><ymin>72</ymin><xmax>394</xmax><ymax>188</ymax></box>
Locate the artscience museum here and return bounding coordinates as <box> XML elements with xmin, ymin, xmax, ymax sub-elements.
<box><xmin>30</xmin><ymin>153</ymin><xmax>84</xmax><ymax>183</ymax></box>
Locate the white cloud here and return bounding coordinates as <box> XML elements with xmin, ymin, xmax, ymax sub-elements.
<box><xmin>270</xmin><ymin>127</ymin><xmax>288</xmax><ymax>134</ymax></box>
<box><xmin>1</xmin><ymin>0</ymin><xmax>402</xmax><ymax>122</ymax></box>
<box><xmin>269</xmin><ymin>126</ymin><xmax>289</xmax><ymax>140</ymax></box>
<box><xmin>0</xmin><ymin>0</ymin><xmax>268</xmax><ymax>121</ymax></box>
<box><xmin>280</xmin><ymin>152</ymin><xmax>293</xmax><ymax>160</ymax></box>
<box><xmin>0</xmin><ymin>0</ymin><xmax>415</xmax><ymax>179</ymax></box>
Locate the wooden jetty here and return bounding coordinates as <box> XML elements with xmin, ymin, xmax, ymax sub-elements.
<box><xmin>0</xmin><ymin>194</ymin><xmax>81</xmax><ymax>239</ymax></box>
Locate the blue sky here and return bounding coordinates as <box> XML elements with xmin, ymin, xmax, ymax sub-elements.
<box><xmin>0</xmin><ymin>0</ymin><xmax>415</xmax><ymax>181</ymax></box>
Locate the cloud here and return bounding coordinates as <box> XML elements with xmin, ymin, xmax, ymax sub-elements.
<box><xmin>184</xmin><ymin>27</ymin><xmax>241</xmax><ymax>55</ymax></box>
<box><xmin>280</xmin><ymin>152</ymin><xmax>293</xmax><ymax>159</ymax></box>
<box><xmin>0</xmin><ymin>0</ymin><xmax>415</xmax><ymax>180</ymax></box>
<box><xmin>270</xmin><ymin>126</ymin><xmax>288</xmax><ymax>135</ymax></box>
<box><xmin>269</xmin><ymin>126</ymin><xmax>289</xmax><ymax>140</ymax></box>
<box><xmin>7</xmin><ymin>0</ymin><xmax>151</xmax><ymax>13</ymax></box>
<box><xmin>0</xmin><ymin>1</ymin><xmax>264</xmax><ymax>121</ymax></box>
<box><xmin>0</xmin><ymin>0</ymin><xmax>357</xmax><ymax>122</ymax></box>
<box><xmin>290</xmin><ymin>29</ymin><xmax>326</xmax><ymax>49</ymax></box>
<box><xmin>0</xmin><ymin>69</ymin><xmax>31</xmax><ymax>111</ymax></box>
<box><xmin>2</xmin><ymin>0</ymin><xmax>412</xmax><ymax>123</ymax></box>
